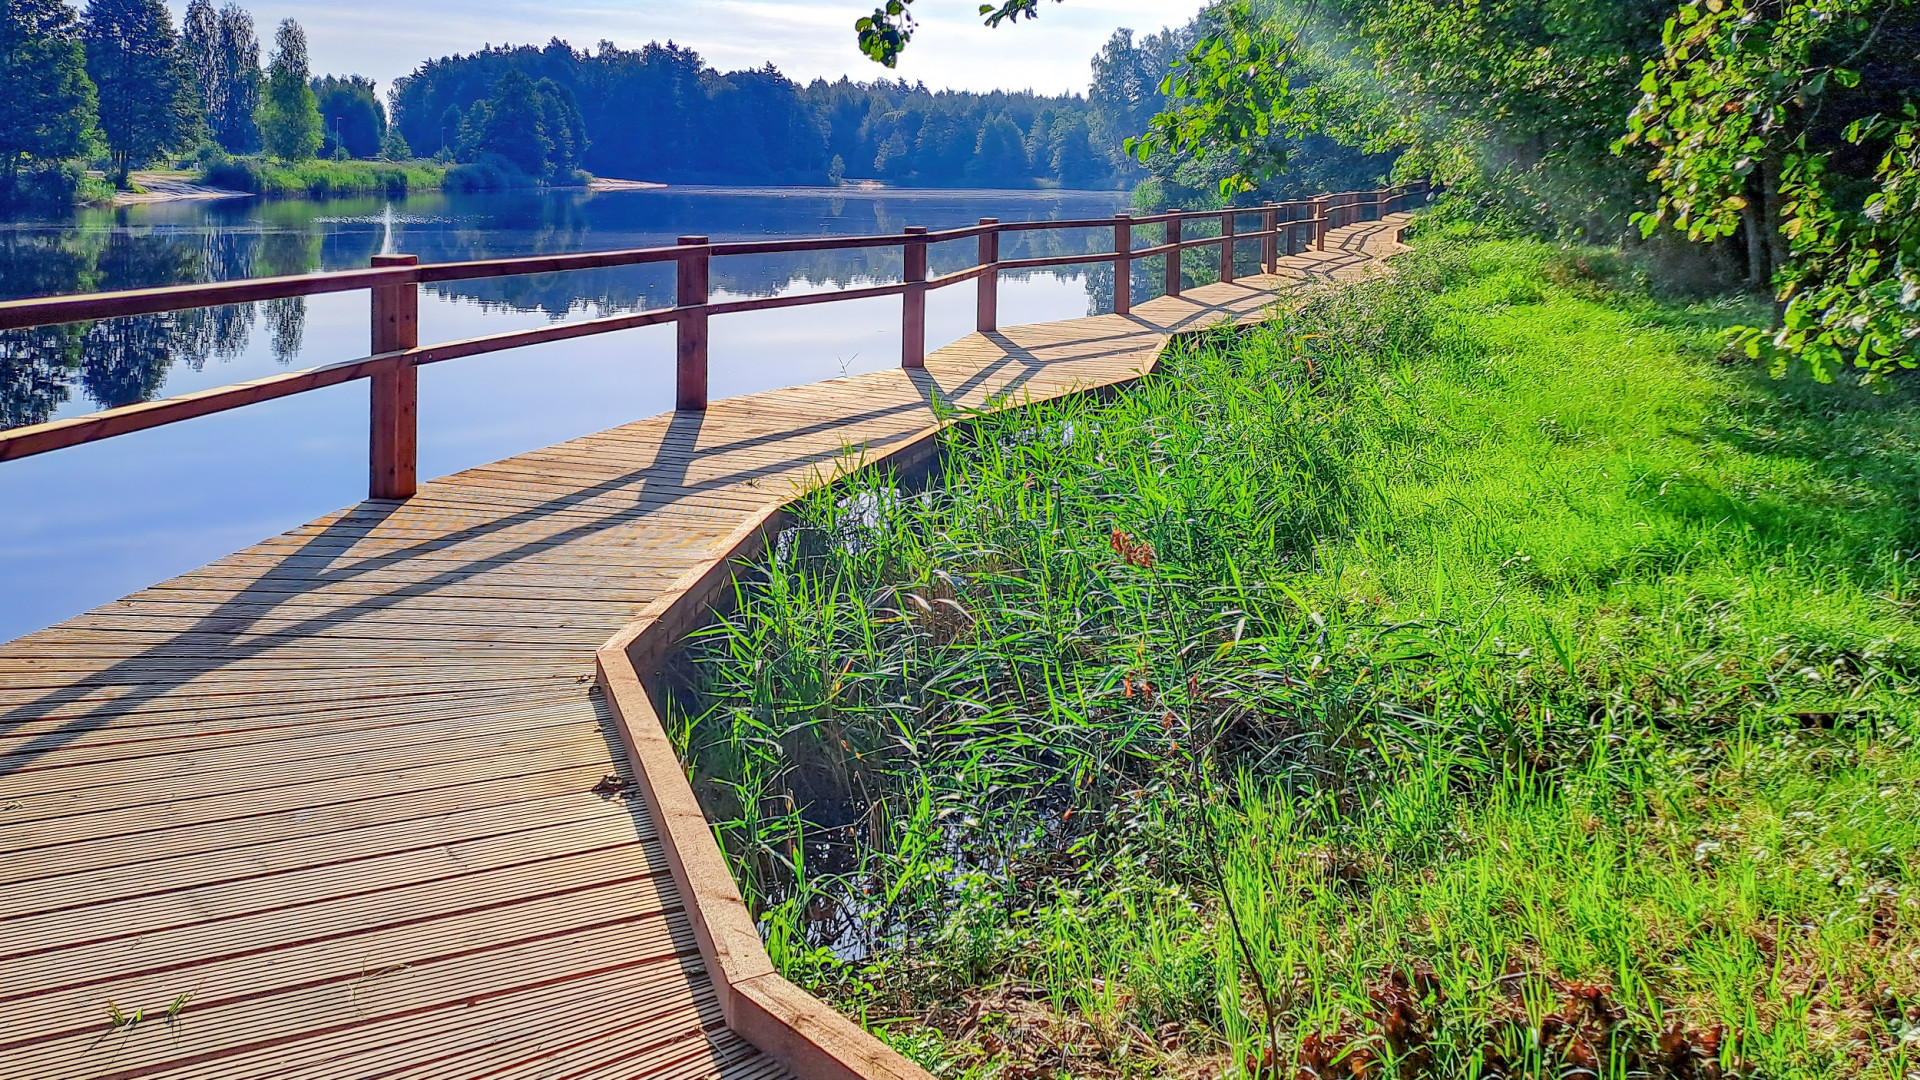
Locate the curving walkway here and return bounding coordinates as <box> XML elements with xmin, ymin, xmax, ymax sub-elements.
<box><xmin>0</xmin><ymin>214</ymin><xmax>1411</xmax><ymax>1080</ymax></box>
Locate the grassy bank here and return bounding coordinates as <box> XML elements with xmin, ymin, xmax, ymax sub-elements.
<box><xmin>672</xmin><ymin>237</ymin><xmax>1920</xmax><ymax>1079</ymax></box>
<box><xmin>198</xmin><ymin>157</ymin><xmax>448</xmax><ymax>198</ymax></box>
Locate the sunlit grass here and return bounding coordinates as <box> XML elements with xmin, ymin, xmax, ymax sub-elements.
<box><xmin>670</xmin><ymin>237</ymin><xmax>1920</xmax><ymax>1079</ymax></box>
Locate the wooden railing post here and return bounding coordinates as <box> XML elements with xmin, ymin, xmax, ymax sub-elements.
<box><xmin>369</xmin><ymin>253</ymin><xmax>418</xmax><ymax>500</ymax></box>
<box><xmin>1219</xmin><ymin>210</ymin><xmax>1236</xmax><ymax>284</ymax></box>
<box><xmin>1262</xmin><ymin>202</ymin><xmax>1278</xmax><ymax>275</ymax></box>
<box><xmin>976</xmin><ymin>218</ymin><xmax>999</xmax><ymax>333</ymax></box>
<box><xmin>902</xmin><ymin>225</ymin><xmax>927</xmax><ymax>369</ymax></box>
<box><xmin>1165</xmin><ymin>210</ymin><xmax>1182</xmax><ymax>298</ymax></box>
<box><xmin>1314</xmin><ymin>196</ymin><xmax>1329</xmax><ymax>251</ymax></box>
<box><xmin>675</xmin><ymin>236</ymin><xmax>710</xmax><ymax>412</ymax></box>
<box><xmin>1113</xmin><ymin>212</ymin><xmax>1132</xmax><ymax>316</ymax></box>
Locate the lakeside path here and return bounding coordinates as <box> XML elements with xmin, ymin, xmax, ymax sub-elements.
<box><xmin>0</xmin><ymin>213</ymin><xmax>1411</xmax><ymax>1080</ymax></box>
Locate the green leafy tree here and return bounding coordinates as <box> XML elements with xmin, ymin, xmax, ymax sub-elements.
<box><xmin>452</xmin><ymin>70</ymin><xmax>588</xmax><ymax>179</ymax></box>
<box><xmin>0</xmin><ymin>0</ymin><xmax>98</xmax><ymax>198</ymax></box>
<box><xmin>534</xmin><ymin>77</ymin><xmax>587</xmax><ymax>174</ymax></box>
<box><xmin>1625</xmin><ymin>0</ymin><xmax>1920</xmax><ymax>381</ymax></box>
<box><xmin>968</xmin><ymin>112</ymin><xmax>1030</xmax><ymax>186</ymax></box>
<box><xmin>180</xmin><ymin>0</ymin><xmax>218</xmax><ymax>140</ymax></box>
<box><xmin>82</xmin><ymin>0</ymin><xmax>198</xmax><ymax>184</ymax></box>
<box><xmin>314</xmin><ymin>74</ymin><xmax>384</xmax><ymax>159</ymax></box>
<box><xmin>256</xmin><ymin>18</ymin><xmax>319</xmax><ymax>161</ymax></box>
<box><xmin>1088</xmin><ymin>27</ymin><xmax>1186</xmax><ymax>179</ymax></box>
<box><xmin>857</xmin><ymin>0</ymin><xmax>1062</xmax><ymax>66</ymax></box>
<box><xmin>469</xmin><ymin>70</ymin><xmax>551</xmax><ymax>175</ymax></box>
<box><xmin>210</xmin><ymin>3</ymin><xmax>259</xmax><ymax>153</ymax></box>
<box><xmin>379</xmin><ymin>126</ymin><xmax>412</xmax><ymax>161</ymax></box>
<box><xmin>1044</xmin><ymin>113</ymin><xmax>1101</xmax><ymax>187</ymax></box>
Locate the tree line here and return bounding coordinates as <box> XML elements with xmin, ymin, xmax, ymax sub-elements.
<box><xmin>386</xmin><ymin>23</ymin><xmax>1393</xmax><ymax>192</ymax></box>
<box><xmin>1</xmin><ymin>0</ymin><xmax>1397</xmax><ymax>205</ymax></box>
<box><xmin>0</xmin><ymin>0</ymin><xmax>341</xmax><ymax>205</ymax></box>
<box><xmin>388</xmin><ymin>38</ymin><xmax>1133</xmax><ymax>188</ymax></box>
<box><xmin>4</xmin><ymin>1</ymin><xmax>1215</xmax><ymax>203</ymax></box>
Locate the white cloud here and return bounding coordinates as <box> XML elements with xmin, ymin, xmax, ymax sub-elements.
<box><xmin>165</xmin><ymin>0</ymin><xmax>1204</xmax><ymax>96</ymax></box>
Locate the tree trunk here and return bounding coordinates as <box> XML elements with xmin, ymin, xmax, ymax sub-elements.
<box><xmin>1742</xmin><ymin>192</ymin><xmax>1766</xmax><ymax>288</ymax></box>
<box><xmin>1760</xmin><ymin>152</ymin><xmax>1787</xmax><ymax>320</ymax></box>
<box><xmin>1739</xmin><ymin>166</ymin><xmax>1774</xmax><ymax>287</ymax></box>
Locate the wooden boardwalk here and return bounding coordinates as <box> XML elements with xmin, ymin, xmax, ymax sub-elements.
<box><xmin>0</xmin><ymin>214</ymin><xmax>1410</xmax><ymax>1080</ymax></box>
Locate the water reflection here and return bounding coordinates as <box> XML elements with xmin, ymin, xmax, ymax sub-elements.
<box><xmin>0</xmin><ymin>187</ymin><xmax>1132</xmax><ymax>431</ymax></box>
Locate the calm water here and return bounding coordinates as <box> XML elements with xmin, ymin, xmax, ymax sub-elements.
<box><xmin>0</xmin><ymin>186</ymin><xmax>1132</xmax><ymax>641</ymax></box>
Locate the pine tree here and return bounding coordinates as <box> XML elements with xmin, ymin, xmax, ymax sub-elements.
<box><xmin>0</xmin><ymin>0</ymin><xmax>98</xmax><ymax>196</ymax></box>
<box><xmin>255</xmin><ymin>18</ymin><xmax>319</xmax><ymax>161</ymax></box>
<box><xmin>82</xmin><ymin>0</ymin><xmax>198</xmax><ymax>184</ymax></box>
<box><xmin>474</xmin><ymin>70</ymin><xmax>552</xmax><ymax>177</ymax></box>
<box><xmin>379</xmin><ymin>127</ymin><xmax>411</xmax><ymax>162</ymax></box>
<box><xmin>535</xmin><ymin>78</ymin><xmax>587</xmax><ymax>175</ymax></box>
<box><xmin>968</xmin><ymin>113</ymin><xmax>1029</xmax><ymax>187</ymax></box>
<box><xmin>211</xmin><ymin>3</ymin><xmax>258</xmax><ymax>153</ymax></box>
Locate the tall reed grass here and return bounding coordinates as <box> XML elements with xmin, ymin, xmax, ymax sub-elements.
<box><xmin>670</xmin><ymin>237</ymin><xmax>1920</xmax><ymax>1079</ymax></box>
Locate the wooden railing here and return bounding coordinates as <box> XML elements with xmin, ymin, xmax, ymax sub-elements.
<box><xmin>0</xmin><ymin>181</ymin><xmax>1428</xmax><ymax>499</ymax></box>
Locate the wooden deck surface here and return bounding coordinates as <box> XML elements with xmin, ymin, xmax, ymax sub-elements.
<box><xmin>0</xmin><ymin>214</ymin><xmax>1410</xmax><ymax>1080</ymax></box>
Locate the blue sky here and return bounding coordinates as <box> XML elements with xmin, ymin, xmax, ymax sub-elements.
<box><xmin>164</xmin><ymin>0</ymin><xmax>1204</xmax><ymax>97</ymax></box>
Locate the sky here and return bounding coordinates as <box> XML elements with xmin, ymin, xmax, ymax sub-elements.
<box><xmin>162</xmin><ymin>0</ymin><xmax>1206</xmax><ymax>98</ymax></box>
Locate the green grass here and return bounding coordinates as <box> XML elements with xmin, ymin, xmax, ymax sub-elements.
<box><xmin>199</xmin><ymin>157</ymin><xmax>448</xmax><ymax>198</ymax></box>
<box><xmin>671</xmin><ymin>236</ymin><xmax>1920</xmax><ymax>1079</ymax></box>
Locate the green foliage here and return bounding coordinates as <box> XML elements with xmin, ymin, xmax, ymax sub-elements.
<box><xmin>390</xmin><ymin>39</ymin><xmax>1130</xmax><ymax>188</ymax></box>
<box><xmin>1130</xmin><ymin>0</ymin><xmax>1671</xmax><ymax>227</ymax></box>
<box><xmin>255</xmin><ymin>18</ymin><xmax>319</xmax><ymax>162</ymax></box>
<box><xmin>1624</xmin><ymin>0</ymin><xmax>1920</xmax><ymax>382</ymax></box>
<box><xmin>206</xmin><ymin>2</ymin><xmax>259</xmax><ymax>154</ymax></box>
<box><xmin>313</xmin><ymin>74</ymin><xmax>383</xmax><ymax>160</ymax></box>
<box><xmin>965</xmin><ymin>113</ymin><xmax>1027</xmax><ymax>185</ymax></box>
<box><xmin>677</xmin><ymin>239</ymin><xmax>1920</xmax><ymax>1075</ymax></box>
<box><xmin>82</xmin><ymin>0</ymin><xmax>197</xmax><ymax>185</ymax></box>
<box><xmin>198</xmin><ymin>155</ymin><xmax>444</xmax><ymax>198</ymax></box>
<box><xmin>449</xmin><ymin>69</ymin><xmax>587</xmax><ymax>181</ymax></box>
<box><xmin>856</xmin><ymin>0</ymin><xmax>1062</xmax><ymax>67</ymax></box>
<box><xmin>0</xmin><ymin>0</ymin><xmax>98</xmax><ymax>201</ymax></box>
<box><xmin>1129</xmin><ymin>3</ymin><xmax>1310</xmax><ymax>195</ymax></box>
<box><xmin>378</xmin><ymin>127</ymin><xmax>411</xmax><ymax>162</ymax></box>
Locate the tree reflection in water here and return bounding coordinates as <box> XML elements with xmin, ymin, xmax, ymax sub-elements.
<box><xmin>0</xmin><ymin>231</ymin><xmax>288</xmax><ymax>424</ymax></box>
<box><xmin>0</xmin><ymin>187</ymin><xmax>1128</xmax><ymax>432</ymax></box>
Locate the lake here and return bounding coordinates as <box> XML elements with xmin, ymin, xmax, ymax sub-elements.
<box><xmin>0</xmin><ymin>185</ymin><xmax>1133</xmax><ymax>641</ymax></box>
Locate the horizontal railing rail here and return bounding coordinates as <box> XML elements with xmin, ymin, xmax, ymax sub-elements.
<box><xmin>0</xmin><ymin>180</ymin><xmax>1429</xmax><ymax>496</ymax></box>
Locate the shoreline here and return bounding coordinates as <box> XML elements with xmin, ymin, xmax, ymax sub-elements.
<box><xmin>109</xmin><ymin>172</ymin><xmax>253</xmax><ymax>206</ymax></box>
<box><xmin>586</xmin><ymin>177</ymin><xmax>668</xmax><ymax>192</ymax></box>
<box><xmin>103</xmin><ymin>170</ymin><xmax>668</xmax><ymax>206</ymax></box>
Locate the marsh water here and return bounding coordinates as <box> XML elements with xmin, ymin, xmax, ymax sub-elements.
<box><xmin>0</xmin><ymin>186</ymin><xmax>1132</xmax><ymax>640</ymax></box>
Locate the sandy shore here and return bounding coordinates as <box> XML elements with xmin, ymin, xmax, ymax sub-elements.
<box><xmin>587</xmin><ymin>177</ymin><xmax>668</xmax><ymax>191</ymax></box>
<box><xmin>111</xmin><ymin>172</ymin><xmax>251</xmax><ymax>206</ymax></box>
